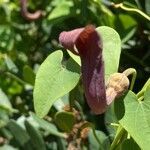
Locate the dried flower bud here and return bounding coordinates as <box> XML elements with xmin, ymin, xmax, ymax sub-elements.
<box><xmin>106</xmin><ymin>73</ymin><xmax>129</xmax><ymax>105</ymax></box>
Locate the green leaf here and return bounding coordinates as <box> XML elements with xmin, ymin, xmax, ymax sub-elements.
<box><xmin>69</xmin><ymin>83</ymin><xmax>84</xmax><ymax>109</ymax></box>
<box><xmin>0</xmin><ymin>144</ymin><xmax>18</xmax><ymax>150</ymax></box>
<box><xmin>0</xmin><ymin>88</ymin><xmax>15</xmax><ymax>113</ymax></box>
<box><xmin>120</xmin><ymin>138</ymin><xmax>141</xmax><ymax>150</ymax></box>
<box><xmin>6</xmin><ymin>120</ymin><xmax>30</xmax><ymax>147</ymax></box>
<box><xmin>25</xmin><ymin>120</ymin><xmax>46</xmax><ymax>150</ymax></box>
<box><xmin>46</xmin><ymin>142</ymin><xmax>57</xmax><ymax>150</ymax></box>
<box><xmin>55</xmin><ymin>111</ymin><xmax>76</xmax><ymax>132</ymax></box>
<box><xmin>88</xmin><ymin>130</ymin><xmax>110</xmax><ymax>150</ymax></box>
<box><xmin>121</xmin><ymin>27</ymin><xmax>136</xmax><ymax>44</ymax></box>
<box><xmin>67</xmin><ymin>51</ymin><xmax>81</xmax><ymax>66</ymax></box>
<box><xmin>48</xmin><ymin>1</ymin><xmax>74</xmax><ymax>21</ymax></box>
<box><xmin>31</xmin><ymin>113</ymin><xmax>67</xmax><ymax>138</ymax></box>
<box><xmin>0</xmin><ymin>128</ymin><xmax>13</xmax><ymax>140</ymax></box>
<box><xmin>23</xmin><ymin>65</ymin><xmax>35</xmax><ymax>86</ymax></box>
<box><xmin>68</xmin><ymin>26</ymin><xmax>121</xmax><ymax>80</ymax></box>
<box><xmin>96</xmin><ymin>26</ymin><xmax>121</xmax><ymax>80</ymax></box>
<box><xmin>66</xmin><ymin>56</ymin><xmax>81</xmax><ymax>74</ymax></box>
<box><xmin>0</xmin><ymin>89</ymin><xmax>12</xmax><ymax>110</ymax></box>
<box><xmin>33</xmin><ymin>50</ymin><xmax>80</xmax><ymax>118</ymax></box>
<box><xmin>0</xmin><ymin>109</ymin><xmax>9</xmax><ymax>128</ymax></box>
<box><xmin>57</xmin><ymin>138</ymin><xmax>67</xmax><ymax>150</ymax></box>
<box><xmin>114</xmin><ymin>88</ymin><xmax>150</xmax><ymax>150</ymax></box>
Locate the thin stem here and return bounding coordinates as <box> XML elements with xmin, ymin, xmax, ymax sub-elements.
<box><xmin>110</xmin><ymin>126</ymin><xmax>126</xmax><ymax>150</ymax></box>
<box><xmin>68</xmin><ymin>97</ymin><xmax>73</xmax><ymax>112</ymax></box>
<box><xmin>123</xmin><ymin>68</ymin><xmax>137</xmax><ymax>91</ymax></box>
<box><xmin>110</xmin><ymin>123</ymin><xmax>119</xmax><ymax>127</ymax></box>
<box><xmin>137</xmin><ymin>78</ymin><xmax>150</xmax><ymax>98</ymax></box>
<box><xmin>74</xmin><ymin>101</ymin><xmax>85</xmax><ymax>120</ymax></box>
<box><xmin>127</xmin><ymin>133</ymin><xmax>131</xmax><ymax>139</ymax></box>
<box><xmin>79</xmin><ymin>122</ymin><xmax>104</xmax><ymax>150</ymax></box>
<box><xmin>137</xmin><ymin>90</ymin><xmax>145</xmax><ymax>98</ymax></box>
<box><xmin>138</xmin><ymin>95</ymin><xmax>144</xmax><ymax>101</ymax></box>
<box><xmin>111</xmin><ymin>3</ymin><xmax>150</xmax><ymax>21</ymax></box>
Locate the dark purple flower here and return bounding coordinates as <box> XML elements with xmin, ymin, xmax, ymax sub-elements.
<box><xmin>59</xmin><ymin>25</ymin><xmax>106</xmax><ymax>114</ymax></box>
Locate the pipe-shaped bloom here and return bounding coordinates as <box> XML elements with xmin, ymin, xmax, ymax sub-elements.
<box><xmin>59</xmin><ymin>25</ymin><xmax>106</xmax><ymax>114</ymax></box>
<box><xmin>59</xmin><ymin>26</ymin><xmax>130</xmax><ymax>115</ymax></box>
<box><xmin>20</xmin><ymin>0</ymin><xmax>43</xmax><ymax>21</ymax></box>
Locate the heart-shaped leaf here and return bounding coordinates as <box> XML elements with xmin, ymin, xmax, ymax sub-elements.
<box><xmin>33</xmin><ymin>50</ymin><xmax>80</xmax><ymax>118</ymax></box>
<box><xmin>114</xmin><ymin>87</ymin><xmax>150</xmax><ymax>150</ymax></box>
<box><xmin>96</xmin><ymin>26</ymin><xmax>121</xmax><ymax>80</ymax></box>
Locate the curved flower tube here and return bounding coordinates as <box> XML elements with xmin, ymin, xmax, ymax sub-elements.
<box><xmin>20</xmin><ymin>0</ymin><xmax>43</xmax><ymax>21</ymax></box>
<box><xmin>59</xmin><ymin>25</ymin><xmax>106</xmax><ymax>114</ymax></box>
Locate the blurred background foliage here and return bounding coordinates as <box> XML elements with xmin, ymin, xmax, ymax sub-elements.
<box><xmin>0</xmin><ymin>0</ymin><xmax>149</xmax><ymax>149</ymax></box>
